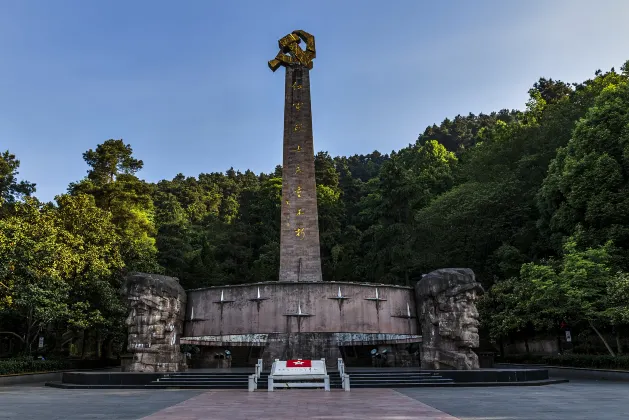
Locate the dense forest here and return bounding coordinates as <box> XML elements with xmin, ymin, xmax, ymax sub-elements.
<box><xmin>1</xmin><ymin>62</ymin><xmax>629</xmax><ymax>359</ymax></box>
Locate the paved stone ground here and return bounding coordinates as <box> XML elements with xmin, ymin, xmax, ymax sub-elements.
<box><xmin>139</xmin><ymin>389</ymin><xmax>456</xmax><ymax>420</ymax></box>
<box><xmin>398</xmin><ymin>380</ymin><xmax>629</xmax><ymax>420</ymax></box>
<box><xmin>0</xmin><ymin>381</ymin><xmax>628</xmax><ymax>420</ymax></box>
<box><xmin>0</xmin><ymin>385</ymin><xmax>203</xmax><ymax>420</ymax></box>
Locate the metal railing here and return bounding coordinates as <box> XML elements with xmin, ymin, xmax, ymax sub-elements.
<box><xmin>255</xmin><ymin>358</ymin><xmax>262</xmax><ymax>379</ymax></box>
<box><xmin>248</xmin><ymin>359</ymin><xmax>263</xmax><ymax>392</ymax></box>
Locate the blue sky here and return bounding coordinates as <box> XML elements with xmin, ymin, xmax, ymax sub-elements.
<box><xmin>1</xmin><ymin>0</ymin><xmax>628</xmax><ymax>202</ymax></box>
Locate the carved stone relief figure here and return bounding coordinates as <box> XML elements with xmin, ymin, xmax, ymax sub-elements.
<box><xmin>122</xmin><ymin>272</ymin><xmax>187</xmax><ymax>372</ymax></box>
<box><xmin>415</xmin><ymin>268</ymin><xmax>484</xmax><ymax>370</ymax></box>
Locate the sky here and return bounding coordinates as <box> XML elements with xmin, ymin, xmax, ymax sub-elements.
<box><xmin>1</xmin><ymin>0</ymin><xmax>628</xmax><ymax>202</ymax></box>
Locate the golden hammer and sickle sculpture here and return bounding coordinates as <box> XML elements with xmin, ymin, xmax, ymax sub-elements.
<box><xmin>268</xmin><ymin>30</ymin><xmax>316</xmax><ymax>72</ymax></box>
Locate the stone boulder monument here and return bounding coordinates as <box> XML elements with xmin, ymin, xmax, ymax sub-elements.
<box><xmin>415</xmin><ymin>268</ymin><xmax>484</xmax><ymax>370</ymax></box>
<box><xmin>122</xmin><ymin>273</ymin><xmax>187</xmax><ymax>372</ymax></box>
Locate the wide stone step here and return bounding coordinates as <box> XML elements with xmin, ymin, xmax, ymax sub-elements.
<box><xmin>162</xmin><ymin>373</ymin><xmax>253</xmax><ymax>377</ymax></box>
<box><xmin>350</xmin><ymin>381</ymin><xmax>454</xmax><ymax>388</ymax></box>
<box><xmin>345</xmin><ymin>370</ymin><xmax>427</xmax><ymax>374</ymax></box>
<box><xmin>259</xmin><ymin>379</ymin><xmax>342</xmax><ymax>385</ymax></box>
<box><xmin>349</xmin><ymin>375</ymin><xmax>444</xmax><ymax>382</ymax></box>
<box><xmin>160</xmin><ymin>375</ymin><xmax>251</xmax><ymax>380</ymax></box>
<box><xmin>350</xmin><ymin>378</ymin><xmax>452</xmax><ymax>383</ymax></box>
<box><xmin>146</xmin><ymin>384</ymin><xmax>248</xmax><ymax>389</ymax></box>
<box><xmin>157</xmin><ymin>378</ymin><xmax>249</xmax><ymax>383</ymax></box>
<box><xmin>257</xmin><ymin>384</ymin><xmax>342</xmax><ymax>389</ymax></box>
<box><xmin>346</xmin><ymin>373</ymin><xmax>437</xmax><ymax>377</ymax></box>
<box><xmin>150</xmin><ymin>380</ymin><xmax>246</xmax><ymax>386</ymax></box>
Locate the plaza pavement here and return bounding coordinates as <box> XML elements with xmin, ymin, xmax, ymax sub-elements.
<box><xmin>0</xmin><ymin>380</ymin><xmax>627</xmax><ymax>419</ymax></box>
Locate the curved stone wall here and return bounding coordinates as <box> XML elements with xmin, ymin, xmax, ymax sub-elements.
<box><xmin>183</xmin><ymin>281</ymin><xmax>417</xmax><ymax>337</ymax></box>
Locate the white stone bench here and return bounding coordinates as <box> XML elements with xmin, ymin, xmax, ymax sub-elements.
<box><xmin>268</xmin><ymin>374</ymin><xmax>330</xmax><ymax>391</ymax></box>
<box><xmin>267</xmin><ymin>359</ymin><xmax>330</xmax><ymax>392</ymax></box>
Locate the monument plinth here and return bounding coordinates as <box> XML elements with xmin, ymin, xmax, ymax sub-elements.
<box><xmin>115</xmin><ymin>32</ymin><xmax>515</xmax><ymax>374</ymax></box>
<box><xmin>270</xmin><ymin>30</ymin><xmax>322</xmax><ymax>282</ymax></box>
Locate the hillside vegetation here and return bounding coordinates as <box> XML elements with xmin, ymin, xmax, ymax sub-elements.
<box><xmin>2</xmin><ymin>63</ymin><xmax>629</xmax><ymax>358</ymax></box>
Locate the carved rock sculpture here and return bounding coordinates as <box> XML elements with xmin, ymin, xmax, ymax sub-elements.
<box><xmin>122</xmin><ymin>272</ymin><xmax>187</xmax><ymax>372</ymax></box>
<box><xmin>415</xmin><ymin>268</ymin><xmax>484</xmax><ymax>370</ymax></box>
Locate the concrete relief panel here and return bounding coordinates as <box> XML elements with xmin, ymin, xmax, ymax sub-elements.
<box><xmin>183</xmin><ymin>282</ymin><xmax>417</xmax><ymax>337</ymax></box>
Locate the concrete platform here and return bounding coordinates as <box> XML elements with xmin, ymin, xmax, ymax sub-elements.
<box><xmin>45</xmin><ymin>367</ymin><xmax>563</xmax><ymax>389</ymax></box>
<box><xmin>5</xmin><ymin>382</ymin><xmax>629</xmax><ymax>420</ymax></box>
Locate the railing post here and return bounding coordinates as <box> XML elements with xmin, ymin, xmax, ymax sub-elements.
<box><xmin>337</xmin><ymin>357</ymin><xmax>350</xmax><ymax>391</ymax></box>
<box><xmin>324</xmin><ymin>375</ymin><xmax>330</xmax><ymax>391</ymax></box>
<box><xmin>248</xmin><ymin>375</ymin><xmax>255</xmax><ymax>392</ymax></box>
<box><xmin>267</xmin><ymin>376</ymin><xmax>274</xmax><ymax>392</ymax></box>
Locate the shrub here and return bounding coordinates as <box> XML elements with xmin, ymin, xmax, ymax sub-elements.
<box><xmin>0</xmin><ymin>359</ymin><xmax>71</xmax><ymax>375</ymax></box>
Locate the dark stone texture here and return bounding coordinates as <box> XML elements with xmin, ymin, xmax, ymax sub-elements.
<box><xmin>279</xmin><ymin>65</ymin><xmax>323</xmax><ymax>282</ymax></box>
<box><xmin>61</xmin><ymin>372</ymin><xmax>163</xmax><ymax>386</ymax></box>
<box><xmin>122</xmin><ymin>272</ymin><xmax>188</xmax><ymax>372</ymax></box>
<box><xmin>415</xmin><ymin>268</ymin><xmax>484</xmax><ymax>370</ymax></box>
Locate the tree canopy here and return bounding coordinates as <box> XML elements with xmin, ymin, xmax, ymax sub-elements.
<box><xmin>2</xmin><ymin>61</ymin><xmax>629</xmax><ymax>358</ymax></box>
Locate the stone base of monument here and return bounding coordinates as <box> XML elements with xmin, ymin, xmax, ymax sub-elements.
<box><xmin>181</xmin><ymin>333</ymin><xmax>421</xmax><ymax>370</ymax></box>
<box><xmin>341</xmin><ymin>368</ymin><xmax>567</xmax><ymax>387</ymax></box>
<box><xmin>45</xmin><ymin>367</ymin><xmax>567</xmax><ymax>389</ymax></box>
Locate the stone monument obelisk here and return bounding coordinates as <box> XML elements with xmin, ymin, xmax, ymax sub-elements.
<box><xmin>269</xmin><ymin>30</ymin><xmax>322</xmax><ymax>283</ymax></box>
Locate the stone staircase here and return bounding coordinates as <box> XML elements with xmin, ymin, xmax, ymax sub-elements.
<box><xmin>147</xmin><ymin>368</ymin><xmax>452</xmax><ymax>389</ymax></box>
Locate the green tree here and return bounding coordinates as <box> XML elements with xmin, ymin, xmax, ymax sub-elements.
<box><xmin>53</xmin><ymin>194</ymin><xmax>125</xmax><ymax>331</ymax></box>
<box><xmin>359</xmin><ymin>140</ymin><xmax>457</xmax><ymax>284</ymax></box>
<box><xmin>0</xmin><ymin>151</ymin><xmax>36</xmax><ymax>211</ymax></box>
<box><xmin>82</xmin><ymin>139</ymin><xmax>143</xmax><ymax>184</ymax></box>
<box><xmin>0</xmin><ymin>194</ymin><xmax>126</xmax><ymax>355</ymax></box>
<box><xmin>485</xmin><ymin>238</ymin><xmax>622</xmax><ymax>355</ymax></box>
<box><xmin>538</xmin><ymin>71</ymin><xmax>629</xmax><ymax>268</ymax></box>
<box><xmin>0</xmin><ymin>199</ymin><xmax>70</xmax><ymax>352</ymax></box>
<box><xmin>70</xmin><ymin>140</ymin><xmax>160</xmax><ymax>272</ymax></box>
